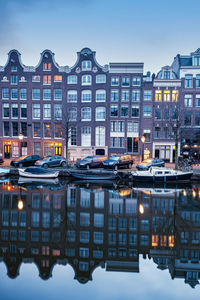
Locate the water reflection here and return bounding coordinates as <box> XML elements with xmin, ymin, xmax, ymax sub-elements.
<box><xmin>0</xmin><ymin>179</ymin><xmax>200</xmax><ymax>288</ymax></box>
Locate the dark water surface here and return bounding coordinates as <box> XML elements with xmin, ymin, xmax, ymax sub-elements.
<box><xmin>0</xmin><ymin>178</ymin><xmax>199</xmax><ymax>300</ymax></box>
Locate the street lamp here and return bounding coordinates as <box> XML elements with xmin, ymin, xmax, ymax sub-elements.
<box><xmin>141</xmin><ymin>135</ymin><xmax>146</xmax><ymax>162</ymax></box>
<box><xmin>18</xmin><ymin>133</ymin><xmax>24</xmax><ymax>157</ymax></box>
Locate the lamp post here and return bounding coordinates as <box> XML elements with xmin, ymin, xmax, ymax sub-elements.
<box><xmin>141</xmin><ymin>135</ymin><xmax>146</xmax><ymax>162</ymax></box>
<box><xmin>18</xmin><ymin>133</ymin><xmax>24</xmax><ymax>157</ymax></box>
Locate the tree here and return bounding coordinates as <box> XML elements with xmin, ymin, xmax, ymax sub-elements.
<box><xmin>61</xmin><ymin>108</ymin><xmax>76</xmax><ymax>164</ymax></box>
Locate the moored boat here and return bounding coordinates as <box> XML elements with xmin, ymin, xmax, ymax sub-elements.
<box><xmin>18</xmin><ymin>167</ymin><xmax>59</xmax><ymax>178</ymax></box>
<box><xmin>69</xmin><ymin>170</ymin><xmax>118</xmax><ymax>180</ymax></box>
<box><xmin>131</xmin><ymin>167</ymin><xmax>193</xmax><ymax>182</ymax></box>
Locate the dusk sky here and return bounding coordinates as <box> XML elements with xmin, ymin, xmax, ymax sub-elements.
<box><xmin>0</xmin><ymin>0</ymin><xmax>200</xmax><ymax>74</ymax></box>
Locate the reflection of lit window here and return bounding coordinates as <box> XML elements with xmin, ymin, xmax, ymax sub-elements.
<box><xmin>160</xmin><ymin>235</ymin><xmax>167</xmax><ymax>247</ymax></box>
<box><xmin>152</xmin><ymin>235</ymin><xmax>158</xmax><ymax>247</ymax></box>
<box><xmin>169</xmin><ymin>235</ymin><xmax>174</xmax><ymax>247</ymax></box>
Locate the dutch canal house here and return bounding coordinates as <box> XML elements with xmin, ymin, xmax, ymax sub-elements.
<box><xmin>0</xmin><ymin>48</ymin><xmax>200</xmax><ymax>162</ymax></box>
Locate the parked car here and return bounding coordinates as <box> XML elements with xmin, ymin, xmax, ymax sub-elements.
<box><xmin>136</xmin><ymin>158</ymin><xmax>165</xmax><ymax>170</ymax></box>
<box><xmin>103</xmin><ymin>154</ymin><xmax>134</xmax><ymax>170</ymax></box>
<box><xmin>35</xmin><ymin>156</ymin><xmax>67</xmax><ymax>168</ymax></box>
<box><xmin>76</xmin><ymin>155</ymin><xmax>108</xmax><ymax>169</ymax></box>
<box><xmin>10</xmin><ymin>155</ymin><xmax>42</xmax><ymax>168</ymax></box>
<box><xmin>0</xmin><ymin>156</ymin><xmax>4</xmax><ymax>164</ymax></box>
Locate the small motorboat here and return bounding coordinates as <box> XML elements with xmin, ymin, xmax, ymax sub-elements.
<box><xmin>69</xmin><ymin>169</ymin><xmax>118</xmax><ymax>180</ymax></box>
<box><xmin>131</xmin><ymin>167</ymin><xmax>193</xmax><ymax>182</ymax></box>
<box><xmin>18</xmin><ymin>167</ymin><xmax>59</xmax><ymax>178</ymax></box>
<box><xmin>0</xmin><ymin>168</ymin><xmax>10</xmax><ymax>177</ymax></box>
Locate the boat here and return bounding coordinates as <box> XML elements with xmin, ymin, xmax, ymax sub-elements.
<box><xmin>0</xmin><ymin>168</ymin><xmax>10</xmax><ymax>177</ymax></box>
<box><xmin>18</xmin><ymin>167</ymin><xmax>59</xmax><ymax>178</ymax></box>
<box><xmin>69</xmin><ymin>169</ymin><xmax>118</xmax><ymax>180</ymax></box>
<box><xmin>131</xmin><ymin>167</ymin><xmax>193</xmax><ymax>182</ymax></box>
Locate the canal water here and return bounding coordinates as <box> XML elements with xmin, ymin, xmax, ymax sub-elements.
<box><xmin>0</xmin><ymin>178</ymin><xmax>199</xmax><ymax>300</ymax></box>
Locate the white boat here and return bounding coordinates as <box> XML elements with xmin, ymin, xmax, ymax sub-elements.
<box><xmin>18</xmin><ymin>176</ymin><xmax>59</xmax><ymax>184</ymax></box>
<box><xmin>131</xmin><ymin>167</ymin><xmax>193</xmax><ymax>182</ymax></box>
<box><xmin>0</xmin><ymin>168</ymin><xmax>10</xmax><ymax>177</ymax></box>
<box><xmin>18</xmin><ymin>167</ymin><xmax>59</xmax><ymax>178</ymax></box>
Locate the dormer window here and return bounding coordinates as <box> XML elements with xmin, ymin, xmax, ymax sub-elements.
<box><xmin>82</xmin><ymin>60</ymin><xmax>92</xmax><ymax>71</ymax></box>
<box><xmin>164</xmin><ymin>71</ymin><xmax>170</xmax><ymax>80</ymax></box>
<box><xmin>43</xmin><ymin>63</ymin><xmax>51</xmax><ymax>71</ymax></box>
<box><xmin>193</xmin><ymin>56</ymin><xmax>200</xmax><ymax>66</ymax></box>
<box><xmin>11</xmin><ymin>66</ymin><xmax>17</xmax><ymax>72</ymax></box>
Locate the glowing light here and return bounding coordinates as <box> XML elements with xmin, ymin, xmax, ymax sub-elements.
<box><xmin>18</xmin><ymin>133</ymin><xmax>24</xmax><ymax>141</ymax></box>
<box><xmin>18</xmin><ymin>200</ymin><xmax>24</xmax><ymax>210</ymax></box>
<box><xmin>139</xmin><ymin>204</ymin><xmax>144</xmax><ymax>214</ymax></box>
<box><xmin>193</xmin><ymin>190</ymin><xmax>197</xmax><ymax>198</ymax></box>
<box><xmin>141</xmin><ymin>136</ymin><xmax>146</xmax><ymax>143</ymax></box>
<box><xmin>183</xmin><ymin>189</ymin><xmax>187</xmax><ymax>197</ymax></box>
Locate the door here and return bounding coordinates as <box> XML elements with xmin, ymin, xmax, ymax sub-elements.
<box><xmin>4</xmin><ymin>144</ymin><xmax>11</xmax><ymax>159</ymax></box>
<box><xmin>55</xmin><ymin>146</ymin><xmax>62</xmax><ymax>156</ymax></box>
<box><xmin>155</xmin><ymin>149</ymin><xmax>160</xmax><ymax>158</ymax></box>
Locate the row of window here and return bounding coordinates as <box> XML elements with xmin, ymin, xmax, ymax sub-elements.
<box><xmin>2</xmin><ymin>88</ymin><xmax>62</xmax><ymax>100</ymax></box>
<box><xmin>155</xmin><ymin>90</ymin><xmax>178</xmax><ymax>102</ymax></box>
<box><xmin>2</xmin><ymin>103</ymin><xmax>62</xmax><ymax>120</ymax></box>
<box><xmin>184</xmin><ymin>94</ymin><xmax>200</xmax><ymax>107</ymax></box>
<box><xmin>184</xmin><ymin>74</ymin><xmax>200</xmax><ymax>88</ymax></box>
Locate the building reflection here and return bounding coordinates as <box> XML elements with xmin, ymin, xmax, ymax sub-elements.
<box><xmin>0</xmin><ymin>181</ymin><xmax>200</xmax><ymax>287</ymax></box>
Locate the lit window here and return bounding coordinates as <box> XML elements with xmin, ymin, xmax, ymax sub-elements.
<box><xmin>155</xmin><ymin>90</ymin><xmax>162</xmax><ymax>101</ymax></box>
<box><xmin>163</xmin><ymin>90</ymin><xmax>170</xmax><ymax>102</ymax></box>
<box><xmin>43</xmin><ymin>75</ymin><xmax>51</xmax><ymax>85</ymax></box>
<box><xmin>43</xmin><ymin>63</ymin><xmax>51</xmax><ymax>71</ymax></box>
<box><xmin>54</xmin><ymin>75</ymin><xmax>62</xmax><ymax>82</ymax></box>
<box><xmin>172</xmin><ymin>90</ymin><xmax>178</xmax><ymax>102</ymax></box>
<box><xmin>44</xmin><ymin>124</ymin><xmax>51</xmax><ymax>137</ymax></box>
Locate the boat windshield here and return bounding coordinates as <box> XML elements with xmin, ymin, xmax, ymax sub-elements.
<box><xmin>109</xmin><ymin>156</ymin><xmax>120</xmax><ymax>161</ymax></box>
